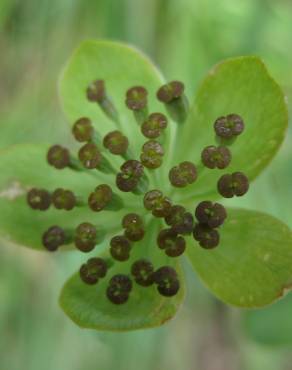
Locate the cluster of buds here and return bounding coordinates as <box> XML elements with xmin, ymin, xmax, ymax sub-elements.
<box><xmin>27</xmin><ymin>79</ymin><xmax>249</xmax><ymax>305</ymax></box>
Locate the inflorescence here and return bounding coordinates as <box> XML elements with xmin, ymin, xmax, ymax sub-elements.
<box><xmin>27</xmin><ymin>80</ymin><xmax>249</xmax><ymax>305</ymax></box>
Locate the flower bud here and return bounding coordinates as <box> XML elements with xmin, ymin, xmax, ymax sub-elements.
<box><xmin>72</xmin><ymin>117</ymin><xmax>94</xmax><ymax>142</ymax></box>
<box><xmin>87</xmin><ymin>80</ymin><xmax>106</xmax><ymax>102</ymax></box>
<box><xmin>116</xmin><ymin>160</ymin><xmax>144</xmax><ymax>192</ymax></box>
<box><xmin>140</xmin><ymin>140</ymin><xmax>164</xmax><ymax>169</ymax></box>
<box><xmin>75</xmin><ymin>222</ymin><xmax>97</xmax><ymax>252</ymax></box>
<box><xmin>27</xmin><ymin>188</ymin><xmax>51</xmax><ymax>211</ymax></box>
<box><xmin>217</xmin><ymin>172</ymin><xmax>249</xmax><ymax>198</ymax></box>
<box><xmin>52</xmin><ymin>188</ymin><xmax>76</xmax><ymax>210</ymax></box>
<box><xmin>201</xmin><ymin>145</ymin><xmax>231</xmax><ymax>169</ymax></box>
<box><xmin>193</xmin><ymin>223</ymin><xmax>220</xmax><ymax>249</ymax></box>
<box><xmin>88</xmin><ymin>184</ymin><xmax>123</xmax><ymax>212</ymax></box>
<box><xmin>153</xmin><ymin>266</ymin><xmax>180</xmax><ymax>297</ymax></box>
<box><xmin>141</xmin><ymin>113</ymin><xmax>167</xmax><ymax>139</ymax></box>
<box><xmin>122</xmin><ymin>213</ymin><xmax>144</xmax><ymax>241</ymax></box>
<box><xmin>195</xmin><ymin>201</ymin><xmax>227</xmax><ymax>228</ymax></box>
<box><xmin>165</xmin><ymin>205</ymin><xmax>194</xmax><ymax>234</ymax></box>
<box><xmin>106</xmin><ymin>274</ymin><xmax>132</xmax><ymax>304</ymax></box>
<box><xmin>103</xmin><ymin>130</ymin><xmax>129</xmax><ymax>155</ymax></box>
<box><xmin>214</xmin><ymin>114</ymin><xmax>244</xmax><ymax>139</ymax></box>
<box><xmin>157</xmin><ymin>81</ymin><xmax>184</xmax><ymax>103</ymax></box>
<box><xmin>42</xmin><ymin>226</ymin><xmax>66</xmax><ymax>251</ymax></box>
<box><xmin>157</xmin><ymin>228</ymin><xmax>186</xmax><ymax>257</ymax></box>
<box><xmin>78</xmin><ymin>143</ymin><xmax>102</xmax><ymax>169</ymax></box>
<box><xmin>156</xmin><ymin>81</ymin><xmax>188</xmax><ymax>123</ymax></box>
<box><xmin>110</xmin><ymin>235</ymin><xmax>131</xmax><ymax>261</ymax></box>
<box><xmin>169</xmin><ymin>161</ymin><xmax>197</xmax><ymax>187</ymax></box>
<box><xmin>131</xmin><ymin>259</ymin><xmax>154</xmax><ymax>286</ymax></box>
<box><xmin>47</xmin><ymin>145</ymin><xmax>70</xmax><ymax>169</ymax></box>
<box><xmin>143</xmin><ymin>190</ymin><xmax>172</xmax><ymax>217</ymax></box>
<box><xmin>125</xmin><ymin>86</ymin><xmax>149</xmax><ymax>125</ymax></box>
<box><xmin>125</xmin><ymin>86</ymin><xmax>148</xmax><ymax>111</ymax></box>
<box><xmin>79</xmin><ymin>257</ymin><xmax>108</xmax><ymax>285</ymax></box>
<box><xmin>86</xmin><ymin>80</ymin><xmax>119</xmax><ymax>123</ymax></box>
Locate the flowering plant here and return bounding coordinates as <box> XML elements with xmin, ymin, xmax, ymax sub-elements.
<box><xmin>0</xmin><ymin>40</ymin><xmax>291</xmax><ymax>331</ymax></box>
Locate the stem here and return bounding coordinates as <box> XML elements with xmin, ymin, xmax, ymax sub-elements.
<box><xmin>195</xmin><ymin>299</ymin><xmax>244</xmax><ymax>370</ymax></box>
<box><xmin>133</xmin><ymin>108</ymin><xmax>148</xmax><ymax>125</ymax></box>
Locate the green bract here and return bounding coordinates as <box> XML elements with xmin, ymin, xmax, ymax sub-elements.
<box><xmin>0</xmin><ymin>40</ymin><xmax>291</xmax><ymax>331</ymax></box>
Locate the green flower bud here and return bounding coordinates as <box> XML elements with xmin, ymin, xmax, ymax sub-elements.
<box><xmin>143</xmin><ymin>190</ymin><xmax>172</xmax><ymax>217</ymax></box>
<box><xmin>27</xmin><ymin>188</ymin><xmax>51</xmax><ymax>211</ymax></box>
<box><xmin>153</xmin><ymin>266</ymin><xmax>180</xmax><ymax>297</ymax></box>
<box><xmin>131</xmin><ymin>259</ymin><xmax>154</xmax><ymax>287</ymax></box>
<box><xmin>103</xmin><ymin>130</ymin><xmax>129</xmax><ymax>155</ymax></box>
<box><xmin>122</xmin><ymin>213</ymin><xmax>145</xmax><ymax>241</ymax></box>
<box><xmin>140</xmin><ymin>140</ymin><xmax>164</xmax><ymax>169</ymax></box>
<box><xmin>79</xmin><ymin>257</ymin><xmax>108</xmax><ymax>285</ymax></box>
<box><xmin>157</xmin><ymin>228</ymin><xmax>186</xmax><ymax>257</ymax></box>
<box><xmin>201</xmin><ymin>146</ymin><xmax>231</xmax><ymax>169</ymax></box>
<box><xmin>217</xmin><ymin>172</ymin><xmax>249</xmax><ymax>198</ymax></box>
<box><xmin>47</xmin><ymin>145</ymin><xmax>70</xmax><ymax>169</ymax></box>
<box><xmin>75</xmin><ymin>222</ymin><xmax>97</xmax><ymax>252</ymax></box>
<box><xmin>106</xmin><ymin>274</ymin><xmax>132</xmax><ymax>304</ymax></box>
<box><xmin>72</xmin><ymin>117</ymin><xmax>94</xmax><ymax>142</ymax></box>
<box><xmin>110</xmin><ymin>235</ymin><xmax>132</xmax><ymax>261</ymax></box>
<box><xmin>169</xmin><ymin>161</ymin><xmax>197</xmax><ymax>187</ymax></box>
<box><xmin>195</xmin><ymin>201</ymin><xmax>227</xmax><ymax>228</ymax></box>
<box><xmin>165</xmin><ymin>205</ymin><xmax>194</xmax><ymax>234</ymax></box>
<box><xmin>193</xmin><ymin>223</ymin><xmax>220</xmax><ymax>249</ymax></box>
<box><xmin>141</xmin><ymin>113</ymin><xmax>167</xmax><ymax>139</ymax></box>
<box><xmin>214</xmin><ymin>114</ymin><xmax>244</xmax><ymax>139</ymax></box>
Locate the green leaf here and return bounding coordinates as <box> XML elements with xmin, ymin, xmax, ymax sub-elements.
<box><xmin>174</xmin><ymin>57</ymin><xmax>288</xmax><ymax>203</ymax></box>
<box><xmin>59</xmin><ymin>40</ymin><xmax>174</xmax><ymax>172</ymax></box>
<box><xmin>186</xmin><ymin>208</ymin><xmax>292</xmax><ymax>307</ymax></box>
<box><xmin>242</xmin><ymin>293</ymin><xmax>292</xmax><ymax>347</ymax></box>
<box><xmin>0</xmin><ymin>144</ymin><xmax>137</xmax><ymax>250</ymax></box>
<box><xmin>59</xmin><ymin>221</ymin><xmax>185</xmax><ymax>331</ymax></box>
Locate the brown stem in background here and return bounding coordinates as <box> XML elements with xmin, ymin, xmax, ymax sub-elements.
<box><xmin>195</xmin><ymin>299</ymin><xmax>244</xmax><ymax>370</ymax></box>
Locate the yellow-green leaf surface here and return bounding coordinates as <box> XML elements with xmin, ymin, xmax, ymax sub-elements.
<box><xmin>60</xmin><ymin>221</ymin><xmax>185</xmax><ymax>331</ymax></box>
<box><xmin>187</xmin><ymin>208</ymin><xmax>292</xmax><ymax>307</ymax></box>
<box><xmin>173</xmin><ymin>57</ymin><xmax>288</xmax><ymax>203</ymax></box>
<box><xmin>0</xmin><ymin>144</ymin><xmax>126</xmax><ymax>250</ymax></box>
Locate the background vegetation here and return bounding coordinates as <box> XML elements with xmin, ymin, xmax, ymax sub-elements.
<box><xmin>0</xmin><ymin>0</ymin><xmax>291</xmax><ymax>369</ymax></box>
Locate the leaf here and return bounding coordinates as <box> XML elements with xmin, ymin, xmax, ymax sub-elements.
<box><xmin>0</xmin><ymin>144</ymin><xmax>138</xmax><ymax>250</ymax></box>
<box><xmin>174</xmin><ymin>57</ymin><xmax>288</xmax><ymax>202</ymax></box>
<box><xmin>0</xmin><ymin>86</ymin><xmax>71</xmax><ymax>150</ymax></box>
<box><xmin>186</xmin><ymin>208</ymin><xmax>292</xmax><ymax>307</ymax></box>
<box><xmin>242</xmin><ymin>292</ymin><xmax>292</xmax><ymax>347</ymax></box>
<box><xmin>59</xmin><ymin>40</ymin><xmax>174</xmax><ymax>172</ymax></box>
<box><xmin>59</xmin><ymin>221</ymin><xmax>185</xmax><ymax>331</ymax></box>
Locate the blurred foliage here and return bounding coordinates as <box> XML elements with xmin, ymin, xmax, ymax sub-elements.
<box><xmin>0</xmin><ymin>0</ymin><xmax>292</xmax><ymax>369</ymax></box>
<box><xmin>242</xmin><ymin>294</ymin><xmax>292</xmax><ymax>347</ymax></box>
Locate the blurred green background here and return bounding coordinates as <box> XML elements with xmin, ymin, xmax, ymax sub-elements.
<box><xmin>1</xmin><ymin>0</ymin><xmax>292</xmax><ymax>369</ymax></box>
